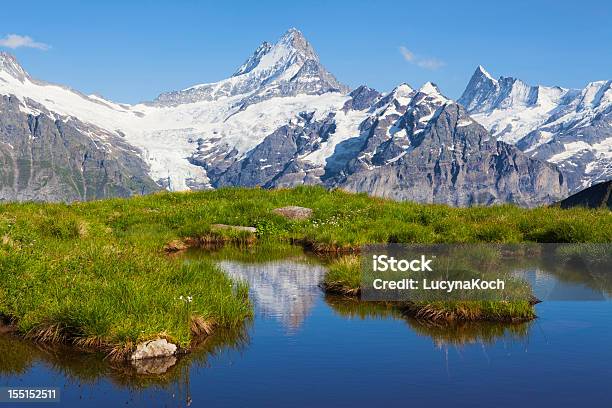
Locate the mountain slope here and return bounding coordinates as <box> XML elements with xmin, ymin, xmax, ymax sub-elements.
<box><xmin>558</xmin><ymin>180</ymin><xmax>612</xmax><ymax>209</ymax></box>
<box><xmin>211</xmin><ymin>80</ymin><xmax>568</xmax><ymax>206</ymax></box>
<box><xmin>459</xmin><ymin>66</ymin><xmax>611</xmax><ymax>191</ymax></box>
<box><xmin>0</xmin><ymin>95</ymin><xmax>158</xmax><ymax>201</ymax></box>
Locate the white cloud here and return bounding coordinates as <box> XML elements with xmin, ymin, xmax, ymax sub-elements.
<box><xmin>0</xmin><ymin>34</ymin><xmax>50</xmax><ymax>50</ymax></box>
<box><xmin>399</xmin><ymin>45</ymin><xmax>444</xmax><ymax>70</ymax></box>
<box><xmin>399</xmin><ymin>46</ymin><xmax>415</xmax><ymax>62</ymax></box>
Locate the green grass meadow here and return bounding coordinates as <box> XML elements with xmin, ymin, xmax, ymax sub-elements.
<box><xmin>0</xmin><ymin>186</ymin><xmax>610</xmax><ymax>356</ymax></box>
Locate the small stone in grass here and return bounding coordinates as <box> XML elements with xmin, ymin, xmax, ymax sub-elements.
<box><xmin>272</xmin><ymin>206</ymin><xmax>313</xmax><ymax>220</ymax></box>
<box><xmin>164</xmin><ymin>239</ymin><xmax>188</xmax><ymax>252</ymax></box>
<box><xmin>210</xmin><ymin>224</ymin><xmax>257</xmax><ymax>233</ymax></box>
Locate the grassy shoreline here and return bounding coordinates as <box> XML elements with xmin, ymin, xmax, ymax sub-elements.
<box><xmin>1</xmin><ymin>187</ymin><xmax>610</xmax><ymax>358</ymax></box>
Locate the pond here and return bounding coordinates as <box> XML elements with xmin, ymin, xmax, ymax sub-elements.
<box><xmin>1</xmin><ymin>246</ymin><xmax>611</xmax><ymax>407</ymax></box>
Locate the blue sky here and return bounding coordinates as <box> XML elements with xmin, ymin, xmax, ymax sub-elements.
<box><xmin>2</xmin><ymin>0</ymin><xmax>610</xmax><ymax>103</ymax></box>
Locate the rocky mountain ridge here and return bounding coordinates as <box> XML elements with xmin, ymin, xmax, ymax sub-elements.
<box><xmin>459</xmin><ymin>66</ymin><xmax>611</xmax><ymax>192</ymax></box>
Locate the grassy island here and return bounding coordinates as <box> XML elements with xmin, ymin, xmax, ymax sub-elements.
<box><xmin>321</xmin><ymin>256</ymin><xmax>536</xmax><ymax>322</ymax></box>
<box><xmin>1</xmin><ymin>187</ymin><xmax>610</xmax><ymax>358</ymax></box>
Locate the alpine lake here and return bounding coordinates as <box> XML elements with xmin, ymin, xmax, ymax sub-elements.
<box><xmin>1</xmin><ymin>244</ymin><xmax>611</xmax><ymax>408</ymax></box>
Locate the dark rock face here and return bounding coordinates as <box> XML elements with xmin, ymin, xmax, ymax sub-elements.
<box><xmin>214</xmin><ymin>112</ymin><xmax>337</xmax><ymax>188</ymax></box>
<box><xmin>342</xmin><ymin>86</ymin><xmax>382</xmax><ymax>111</ymax></box>
<box><xmin>558</xmin><ymin>180</ymin><xmax>612</xmax><ymax>209</ymax></box>
<box><xmin>189</xmin><ymin>137</ymin><xmax>240</xmax><ymax>182</ymax></box>
<box><xmin>0</xmin><ymin>95</ymin><xmax>158</xmax><ymax>202</ymax></box>
<box><xmin>232</xmin><ymin>42</ymin><xmax>273</xmax><ymax>77</ymax></box>
<box><xmin>332</xmin><ymin>88</ymin><xmax>567</xmax><ymax>207</ymax></box>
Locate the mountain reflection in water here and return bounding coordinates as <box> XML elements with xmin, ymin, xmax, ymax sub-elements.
<box><xmin>219</xmin><ymin>259</ymin><xmax>326</xmax><ymax>331</ymax></box>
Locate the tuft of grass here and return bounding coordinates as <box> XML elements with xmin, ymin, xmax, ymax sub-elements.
<box><xmin>321</xmin><ymin>256</ymin><xmax>362</xmax><ymax>296</ymax></box>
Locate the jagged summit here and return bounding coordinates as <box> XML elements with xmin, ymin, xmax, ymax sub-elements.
<box><xmin>329</xmin><ymin>71</ymin><xmax>567</xmax><ymax>207</ymax></box>
<box><xmin>418</xmin><ymin>81</ymin><xmax>444</xmax><ymax>96</ymax></box>
<box><xmin>459</xmin><ymin>65</ymin><xmax>571</xmax><ymax>114</ymax></box>
<box><xmin>577</xmin><ymin>80</ymin><xmax>611</xmax><ymax>109</ymax></box>
<box><xmin>394</xmin><ymin>83</ymin><xmax>414</xmax><ymax>95</ymax></box>
<box><xmin>458</xmin><ymin>65</ymin><xmax>500</xmax><ymax>112</ymax></box>
<box><xmin>459</xmin><ymin>66</ymin><xmax>611</xmax><ymax>191</ymax></box>
<box><xmin>342</xmin><ymin>85</ymin><xmax>381</xmax><ymax>111</ymax></box>
<box><xmin>460</xmin><ymin>66</ymin><xmax>554</xmax><ymax>113</ymax></box>
<box><xmin>276</xmin><ymin>27</ymin><xmax>318</xmax><ymax>61</ymax></box>
<box><xmin>155</xmin><ymin>28</ymin><xmax>348</xmax><ymax>107</ymax></box>
<box><xmin>231</xmin><ymin>28</ymin><xmax>318</xmax><ymax>81</ymax></box>
<box><xmin>476</xmin><ymin>65</ymin><xmax>495</xmax><ymax>82</ymax></box>
<box><xmin>0</xmin><ymin>51</ymin><xmax>29</xmax><ymax>81</ymax></box>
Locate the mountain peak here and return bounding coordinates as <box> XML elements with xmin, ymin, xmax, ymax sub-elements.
<box><xmin>279</xmin><ymin>28</ymin><xmax>308</xmax><ymax>47</ymax></box>
<box><xmin>281</xmin><ymin>27</ymin><xmax>304</xmax><ymax>40</ymax></box>
<box><xmin>393</xmin><ymin>83</ymin><xmax>414</xmax><ymax>96</ymax></box>
<box><xmin>476</xmin><ymin>65</ymin><xmax>496</xmax><ymax>82</ymax></box>
<box><xmin>418</xmin><ymin>81</ymin><xmax>442</xmax><ymax>95</ymax></box>
<box><xmin>277</xmin><ymin>27</ymin><xmax>318</xmax><ymax>62</ymax></box>
<box><xmin>458</xmin><ymin>65</ymin><xmax>502</xmax><ymax>111</ymax></box>
<box><xmin>577</xmin><ymin>80</ymin><xmax>611</xmax><ymax>109</ymax></box>
<box><xmin>155</xmin><ymin>28</ymin><xmax>347</xmax><ymax>106</ymax></box>
<box><xmin>0</xmin><ymin>52</ymin><xmax>28</xmax><ymax>81</ymax></box>
<box><xmin>230</xmin><ymin>28</ymin><xmax>319</xmax><ymax>81</ymax></box>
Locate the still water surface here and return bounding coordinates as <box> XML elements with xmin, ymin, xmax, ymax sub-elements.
<box><xmin>1</xmin><ymin>248</ymin><xmax>611</xmax><ymax>407</ymax></box>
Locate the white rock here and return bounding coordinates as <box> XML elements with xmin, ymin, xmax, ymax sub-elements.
<box><xmin>130</xmin><ymin>338</ymin><xmax>177</xmax><ymax>361</ymax></box>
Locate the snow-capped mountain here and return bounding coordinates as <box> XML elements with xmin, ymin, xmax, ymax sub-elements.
<box><xmin>154</xmin><ymin>28</ymin><xmax>348</xmax><ymax>109</ymax></box>
<box><xmin>0</xmin><ymin>29</ymin><xmax>354</xmax><ymax>193</ymax></box>
<box><xmin>459</xmin><ymin>66</ymin><xmax>611</xmax><ymax>191</ymax></box>
<box><xmin>0</xmin><ymin>29</ymin><xmax>569</xmax><ymax>206</ymax></box>
<box><xmin>329</xmin><ymin>82</ymin><xmax>567</xmax><ymax>206</ymax></box>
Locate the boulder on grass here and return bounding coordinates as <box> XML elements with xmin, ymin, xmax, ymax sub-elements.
<box><xmin>272</xmin><ymin>206</ymin><xmax>313</xmax><ymax>220</ymax></box>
